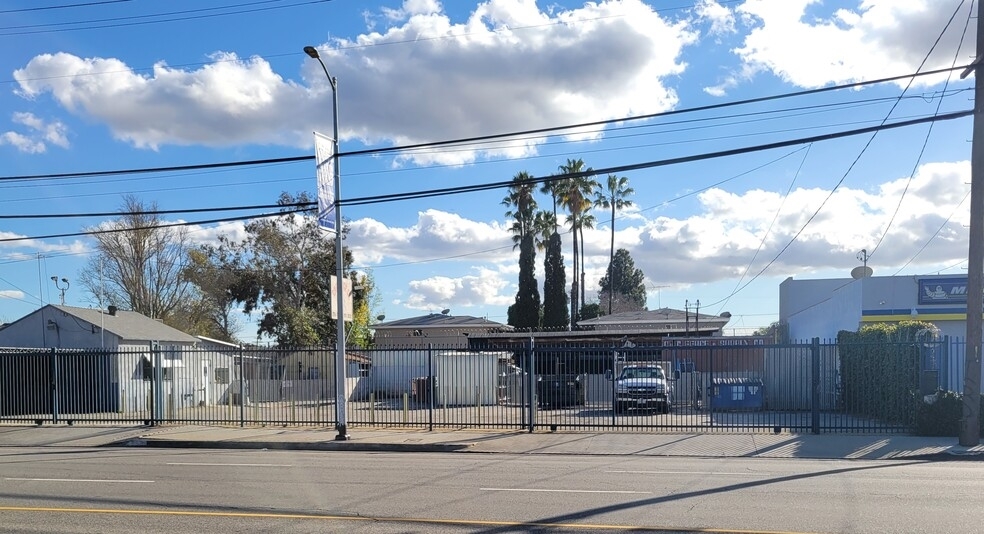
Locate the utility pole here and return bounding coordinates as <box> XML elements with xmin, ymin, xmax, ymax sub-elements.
<box><xmin>960</xmin><ymin>5</ymin><xmax>984</xmax><ymax>447</ymax></box>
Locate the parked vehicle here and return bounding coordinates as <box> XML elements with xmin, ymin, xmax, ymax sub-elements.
<box><xmin>536</xmin><ymin>374</ymin><xmax>585</xmax><ymax>408</ymax></box>
<box><xmin>606</xmin><ymin>364</ymin><xmax>673</xmax><ymax>414</ymax></box>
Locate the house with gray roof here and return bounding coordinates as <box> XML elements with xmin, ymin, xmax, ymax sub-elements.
<box><xmin>0</xmin><ymin>304</ymin><xmax>198</xmax><ymax>351</ymax></box>
<box><xmin>0</xmin><ymin>305</ymin><xmax>238</xmax><ymax>418</ymax></box>
<box><xmin>373</xmin><ymin>312</ymin><xmax>511</xmax><ymax>349</ymax></box>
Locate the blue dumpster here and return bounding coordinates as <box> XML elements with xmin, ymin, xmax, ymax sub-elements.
<box><xmin>709</xmin><ymin>377</ymin><xmax>764</xmax><ymax>411</ymax></box>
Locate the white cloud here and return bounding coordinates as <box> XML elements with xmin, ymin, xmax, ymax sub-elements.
<box><xmin>186</xmin><ymin>221</ymin><xmax>249</xmax><ymax>247</ymax></box>
<box><xmin>0</xmin><ymin>290</ymin><xmax>26</xmax><ymax>300</ymax></box>
<box><xmin>0</xmin><ymin>131</ymin><xmax>45</xmax><ymax>154</ymax></box>
<box><xmin>0</xmin><ymin>230</ymin><xmax>88</xmax><ymax>256</ymax></box>
<box><xmin>729</xmin><ymin>0</ymin><xmax>973</xmax><ymax>89</ymax></box>
<box><xmin>402</xmin><ymin>267</ymin><xmax>513</xmax><ymax>310</ymax></box>
<box><xmin>14</xmin><ymin>52</ymin><xmax>313</xmax><ymax>149</ymax></box>
<box><xmin>353</xmin><ymin>160</ymin><xmax>970</xmax><ymax>313</ymax></box>
<box><xmin>626</xmin><ymin>160</ymin><xmax>970</xmax><ymax>284</ymax></box>
<box><xmin>0</xmin><ymin>112</ymin><xmax>69</xmax><ymax>153</ymax></box>
<box><xmin>695</xmin><ymin>0</ymin><xmax>736</xmax><ymax>36</ymax></box>
<box><xmin>347</xmin><ymin>208</ymin><xmax>512</xmax><ymax>265</ymax></box>
<box><xmin>13</xmin><ymin>1</ymin><xmax>696</xmax><ymax>162</ymax></box>
<box><xmin>382</xmin><ymin>0</ymin><xmax>442</xmax><ymax>20</ymax></box>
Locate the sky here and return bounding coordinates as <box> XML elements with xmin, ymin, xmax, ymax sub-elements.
<box><xmin>0</xmin><ymin>0</ymin><xmax>978</xmax><ymax>342</ymax></box>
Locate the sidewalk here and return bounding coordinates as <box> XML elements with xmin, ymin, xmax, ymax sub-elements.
<box><xmin>3</xmin><ymin>424</ymin><xmax>984</xmax><ymax>460</ymax></box>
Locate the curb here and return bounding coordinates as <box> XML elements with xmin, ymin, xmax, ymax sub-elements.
<box><xmin>113</xmin><ymin>438</ymin><xmax>474</xmax><ymax>453</ymax></box>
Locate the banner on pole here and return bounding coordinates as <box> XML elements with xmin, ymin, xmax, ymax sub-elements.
<box><xmin>315</xmin><ymin>131</ymin><xmax>336</xmax><ymax>231</ymax></box>
<box><xmin>330</xmin><ymin>275</ymin><xmax>354</xmax><ymax>321</ymax></box>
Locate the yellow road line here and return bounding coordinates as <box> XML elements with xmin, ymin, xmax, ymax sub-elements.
<box><xmin>0</xmin><ymin>505</ymin><xmax>821</xmax><ymax>534</ymax></box>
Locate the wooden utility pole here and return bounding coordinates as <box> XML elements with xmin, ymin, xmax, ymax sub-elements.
<box><xmin>960</xmin><ymin>3</ymin><xmax>984</xmax><ymax>446</ymax></box>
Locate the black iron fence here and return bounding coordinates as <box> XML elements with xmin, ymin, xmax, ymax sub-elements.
<box><xmin>0</xmin><ymin>337</ymin><xmax>966</xmax><ymax>434</ymax></box>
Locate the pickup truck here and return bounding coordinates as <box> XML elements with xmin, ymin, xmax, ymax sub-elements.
<box><xmin>606</xmin><ymin>364</ymin><xmax>673</xmax><ymax>414</ymax></box>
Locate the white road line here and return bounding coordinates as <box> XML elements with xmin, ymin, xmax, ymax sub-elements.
<box><xmin>481</xmin><ymin>488</ymin><xmax>651</xmax><ymax>494</ymax></box>
<box><xmin>5</xmin><ymin>478</ymin><xmax>154</xmax><ymax>483</ymax></box>
<box><xmin>605</xmin><ymin>470</ymin><xmax>768</xmax><ymax>476</ymax></box>
<box><xmin>165</xmin><ymin>463</ymin><xmax>293</xmax><ymax>467</ymax></box>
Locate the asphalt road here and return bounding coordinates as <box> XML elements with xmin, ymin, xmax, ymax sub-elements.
<box><xmin>0</xmin><ymin>447</ymin><xmax>980</xmax><ymax>533</ymax></box>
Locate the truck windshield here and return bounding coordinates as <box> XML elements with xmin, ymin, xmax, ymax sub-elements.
<box><xmin>621</xmin><ymin>367</ymin><xmax>663</xmax><ymax>380</ymax></box>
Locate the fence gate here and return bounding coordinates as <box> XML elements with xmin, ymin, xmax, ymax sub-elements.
<box><xmin>0</xmin><ymin>339</ymin><xmax>954</xmax><ymax>433</ymax></box>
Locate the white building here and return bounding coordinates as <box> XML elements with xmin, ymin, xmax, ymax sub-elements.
<box><xmin>0</xmin><ymin>305</ymin><xmax>236</xmax><ymax>415</ymax></box>
<box><xmin>780</xmin><ymin>273</ymin><xmax>969</xmax><ymax>340</ymax></box>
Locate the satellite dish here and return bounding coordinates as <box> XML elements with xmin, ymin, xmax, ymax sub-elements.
<box><xmin>441</xmin><ymin>308</ymin><xmax>451</xmax><ymax>315</ymax></box>
<box><xmin>375</xmin><ymin>314</ymin><xmax>386</xmax><ymax>322</ymax></box>
<box><xmin>851</xmin><ymin>266</ymin><xmax>873</xmax><ymax>280</ymax></box>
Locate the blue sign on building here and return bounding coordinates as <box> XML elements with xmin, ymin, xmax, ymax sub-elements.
<box><xmin>918</xmin><ymin>278</ymin><xmax>967</xmax><ymax>306</ymax></box>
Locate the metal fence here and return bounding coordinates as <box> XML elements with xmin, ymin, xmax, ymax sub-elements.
<box><xmin>0</xmin><ymin>337</ymin><xmax>969</xmax><ymax>433</ymax></box>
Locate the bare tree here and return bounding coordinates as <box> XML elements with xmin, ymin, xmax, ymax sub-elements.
<box><xmin>78</xmin><ymin>195</ymin><xmax>194</xmax><ymax>323</ymax></box>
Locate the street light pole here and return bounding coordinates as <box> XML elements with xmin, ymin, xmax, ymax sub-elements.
<box><xmin>51</xmin><ymin>276</ymin><xmax>69</xmax><ymax>305</ymax></box>
<box><xmin>304</xmin><ymin>45</ymin><xmax>349</xmax><ymax>441</ymax></box>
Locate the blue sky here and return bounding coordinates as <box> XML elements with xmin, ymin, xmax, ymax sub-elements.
<box><xmin>0</xmin><ymin>0</ymin><xmax>977</xmax><ymax>341</ymax></box>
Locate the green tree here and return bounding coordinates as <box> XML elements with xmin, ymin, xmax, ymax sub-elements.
<box><xmin>598</xmin><ymin>249</ymin><xmax>647</xmax><ymax>313</ymax></box>
<box><xmin>594</xmin><ymin>174</ymin><xmax>635</xmax><ymax>314</ymax></box>
<box><xmin>196</xmin><ymin>192</ymin><xmax>360</xmax><ymax>346</ymax></box>
<box><xmin>753</xmin><ymin>321</ymin><xmax>787</xmax><ymax>343</ymax></box>
<box><xmin>78</xmin><ymin>195</ymin><xmax>195</xmax><ymax>326</ymax></box>
<box><xmin>541</xmin><ymin>232</ymin><xmax>570</xmax><ymax>329</ymax></box>
<box><xmin>181</xmin><ymin>245</ymin><xmax>247</xmax><ymax>342</ymax></box>
<box><xmin>579</xmin><ymin>302</ymin><xmax>603</xmax><ymax>320</ymax></box>
<box><xmin>347</xmin><ymin>270</ymin><xmax>382</xmax><ymax>348</ymax></box>
<box><xmin>557</xmin><ymin>158</ymin><xmax>596</xmax><ymax>321</ymax></box>
<box><xmin>501</xmin><ymin>172</ymin><xmax>538</xmax><ymax>247</ymax></box>
<box><xmin>507</xmin><ymin>233</ymin><xmax>541</xmax><ymax>329</ymax></box>
<box><xmin>503</xmin><ymin>173</ymin><xmax>541</xmax><ymax>329</ymax></box>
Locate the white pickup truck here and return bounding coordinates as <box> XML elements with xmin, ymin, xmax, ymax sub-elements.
<box><xmin>606</xmin><ymin>364</ymin><xmax>673</xmax><ymax>414</ymax></box>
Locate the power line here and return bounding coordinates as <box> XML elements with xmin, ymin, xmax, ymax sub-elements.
<box><xmin>868</xmin><ymin>0</ymin><xmax>972</xmax><ymax>260</ymax></box>
<box><xmin>0</xmin><ymin>0</ymin><xmax>130</xmax><ymax>15</ymax></box>
<box><xmin>0</xmin><ymin>110</ymin><xmax>969</xmax><ymax>247</ymax></box>
<box><xmin>341</xmin><ymin>110</ymin><xmax>972</xmax><ymax>207</ymax></box>
<box><xmin>703</xmin><ymin>1</ymin><xmax>969</xmax><ymax>310</ymax></box>
<box><xmin>0</xmin><ymin>207</ymin><xmax>311</xmax><ymax>244</ymax></box>
<box><xmin>0</xmin><ymin>0</ymin><xmax>331</xmax><ymax>37</ymax></box>
<box><xmin>0</xmin><ymin>202</ymin><xmax>304</xmax><ymax>220</ymax></box>
<box><xmin>0</xmin><ymin>65</ymin><xmax>969</xmax><ymax>185</ymax></box>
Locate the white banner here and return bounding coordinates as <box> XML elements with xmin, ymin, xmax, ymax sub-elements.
<box><xmin>315</xmin><ymin>131</ymin><xmax>336</xmax><ymax>231</ymax></box>
<box><xmin>330</xmin><ymin>275</ymin><xmax>354</xmax><ymax>322</ymax></box>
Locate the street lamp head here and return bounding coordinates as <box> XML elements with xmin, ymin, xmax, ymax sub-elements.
<box><xmin>303</xmin><ymin>46</ymin><xmax>320</xmax><ymax>59</ymax></box>
<box><xmin>50</xmin><ymin>276</ymin><xmax>57</xmax><ymax>282</ymax></box>
<box><xmin>61</xmin><ymin>278</ymin><xmax>69</xmax><ymax>284</ymax></box>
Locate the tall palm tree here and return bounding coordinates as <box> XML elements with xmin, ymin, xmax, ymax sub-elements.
<box><xmin>539</xmin><ymin>178</ymin><xmax>562</xmax><ymax>232</ymax></box>
<box><xmin>594</xmin><ymin>174</ymin><xmax>635</xmax><ymax>314</ymax></box>
<box><xmin>557</xmin><ymin>158</ymin><xmax>596</xmax><ymax>322</ymax></box>
<box><xmin>578</xmin><ymin>211</ymin><xmax>596</xmax><ymax>309</ymax></box>
<box><xmin>501</xmin><ymin>172</ymin><xmax>537</xmax><ymax>248</ymax></box>
<box><xmin>533</xmin><ymin>210</ymin><xmax>556</xmax><ymax>251</ymax></box>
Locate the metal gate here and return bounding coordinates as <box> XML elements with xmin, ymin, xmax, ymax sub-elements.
<box><xmin>0</xmin><ymin>338</ymin><xmax>954</xmax><ymax>434</ymax></box>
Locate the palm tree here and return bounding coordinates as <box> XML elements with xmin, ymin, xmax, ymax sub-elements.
<box><xmin>533</xmin><ymin>210</ymin><xmax>556</xmax><ymax>251</ymax></box>
<box><xmin>539</xmin><ymin>178</ymin><xmax>562</xmax><ymax>232</ymax></box>
<box><xmin>557</xmin><ymin>158</ymin><xmax>596</xmax><ymax>322</ymax></box>
<box><xmin>502</xmin><ymin>172</ymin><xmax>537</xmax><ymax>248</ymax></box>
<box><xmin>594</xmin><ymin>174</ymin><xmax>635</xmax><ymax>314</ymax></box>
<box><xmin>578</xmin><ymin>211</ymin><xmax>596</xmax><ymax>309</ymax></box>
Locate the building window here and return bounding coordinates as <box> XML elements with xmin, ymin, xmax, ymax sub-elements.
<box><xmin>141</xmin><ymin>357</ymin><xmax>174</xmax><ymax>381</ymax></box>
<box><xmin>307</xmin><ymin>367</ymin><xmax>320</xmax><ymax>380</ymax></box>
<box><xmin>215</xmin><ymin>367</ymin><xmax>230</xmax><ymax>384</ymax></box>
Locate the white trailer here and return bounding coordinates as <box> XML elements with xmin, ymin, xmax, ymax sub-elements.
<box><xmin>369</xmin><ymin>349</ymin><xmax>512</xmax><ymax>405</ymax></box>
